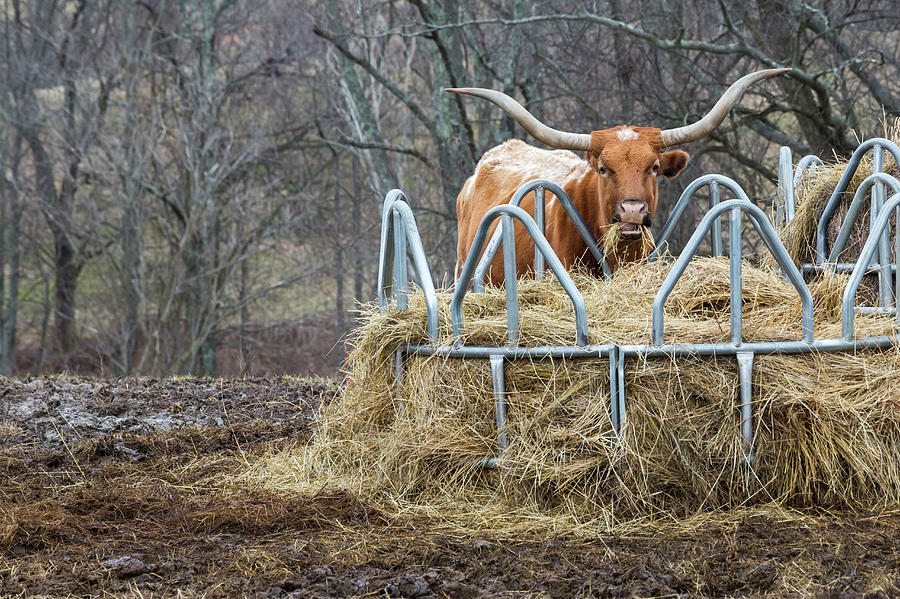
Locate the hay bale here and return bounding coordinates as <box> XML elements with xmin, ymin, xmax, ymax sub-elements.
<box><xmin>287</xmin><ymin>258</ymin><xmax>900</xmax><ymax>525</ymax></box>
<box><xmin>784</xmin><ymin>127</ymin><xmax>900</xmax><ymax>268</ymax></box>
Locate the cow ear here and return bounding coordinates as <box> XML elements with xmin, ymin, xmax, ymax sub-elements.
<box><xmin>660</xmin><ymin>150</ymin><xmax>689</xmax><ymax>178</ymax></box>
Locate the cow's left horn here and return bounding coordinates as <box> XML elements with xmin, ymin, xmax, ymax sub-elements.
<box><xmin>660</xmin><ymin>68</ymin><xmax>791</xmax><ymax>147</ymax></box>
<box><xmin>445</xmin><ymin>87</ymin><xmax>593</xmax><ymax>152</ymax></box>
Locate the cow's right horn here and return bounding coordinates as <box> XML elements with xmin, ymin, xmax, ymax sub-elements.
<box><xmin>445</xmin><ymin>87</ymin><xmax>593</xmax><ymax>152</ymax></box>
<box><xmin>660</xmin><ymin>68</ymin><xmax>791</xmax><ymax>147</ymax></box>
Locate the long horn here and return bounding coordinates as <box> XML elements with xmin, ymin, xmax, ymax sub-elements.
<box><xmin>445</xmin><ymin>88</ymin><xmax>592</xmax><ymax>152</ymax></box>
<box><xmin>660</xmin><ymin>68</ymin><xmax>791</xmax><ymax>147</ymax></box>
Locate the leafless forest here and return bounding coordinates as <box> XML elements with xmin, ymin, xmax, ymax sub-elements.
<box><xmin>1</xmin><ymin>0</ymin><xmax>898</xmax><ymax>377</ymax></box>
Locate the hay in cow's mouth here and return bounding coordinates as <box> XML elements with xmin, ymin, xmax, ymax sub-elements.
<box><xmin>604</xmin><ymin>222</ymin><xmax>653</xmax><ymax>261</ymax></box>
<box><xmin>619</xmin><ymin>222</ymin><xmax>642</xmax><ymax>237</ymax></box>
<box><xmin>243</xmin><ymin>256</ymin><xmax>900</xmax><ymax>531</ymax></box>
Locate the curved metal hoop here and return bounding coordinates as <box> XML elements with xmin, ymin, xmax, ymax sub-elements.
<box><xmin>377</xmin><ymin>190</ymin><xmax>439</xmax><ymax>341</ymax></box>
<box><xmin>652</xmin><ymin>199</ymin><xmax>814</xmax><ymax>345</ymax></box>
<box><xmin>453</xmin><ymin>204</ymin><xmax>589</xmax><ymax>346</ymax></box>
<box><xmin>827</xmin><ymin>173</ymin><xmax>900</xmax><ymax>263</ymax></box>
<box><xmin>652</xmin><ymin>174</ymin><xmax>751</xmax><ymax>259</ymax></box>
<box><xmin>793</xmin><ymin>154</ymin><xmax>824</xmax><ymax>189</ymax></box>
<box><xmin>473</xmin><ymin>179</ymin><xmax>610</xmax><ymax>290</ymax></box>
<box><xmin>816</xmin><ymin>138</ymin><xmax>900</xmax><ymax>263</ymax></box>
<box><xmin>842</xmin><ymin>191</ymin><xmax>900</xmax><ymax>339</ymax></box>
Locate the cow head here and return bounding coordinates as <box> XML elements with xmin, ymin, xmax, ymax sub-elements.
<box><xmin>446</xmin><ymin>69</ymin><xmax>789</xmax><ymax>246</ymax></box>
<box><xmin>587</xmin><ymin>126</ymin><xmax>689</xmax><ymax>240</ymax></box>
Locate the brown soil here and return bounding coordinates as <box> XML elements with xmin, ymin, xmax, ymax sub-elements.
<box><xmin>1</xmin><ymin>377</ymin><xmax>898</xmax><ymax>598</ymax></box>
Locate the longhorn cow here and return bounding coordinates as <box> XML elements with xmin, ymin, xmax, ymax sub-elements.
<box><xmin>449</xmin><ymin>69</ymin><xmax>790</xmax><ymax>283</ymax></box>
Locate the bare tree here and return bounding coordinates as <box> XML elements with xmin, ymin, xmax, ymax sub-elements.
<box><xmin>0</xmin><ymin>0</ymin><xmax>898</xmax><ymax>377</ymax></box>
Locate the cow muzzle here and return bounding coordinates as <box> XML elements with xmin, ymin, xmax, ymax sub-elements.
<box><xmin>613</xmin><ymin>199</ymin><xmax>651</xmax><ymax>238</ymax></box>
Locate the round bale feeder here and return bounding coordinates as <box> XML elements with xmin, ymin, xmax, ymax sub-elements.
<box><xmin>331</xmin><ymin>139</ymin><xmax>900</xmax><ymax>522</ymax></box>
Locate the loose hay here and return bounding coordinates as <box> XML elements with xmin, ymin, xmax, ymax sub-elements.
<box><xmin>783</xmin><ymin>128</ymin><xmax>900</xmax><ymax>265</ymax></box>
<box><xmin>252</xmin><ymin>258</ymin><xmax>900</xmax><ymax>527</ymax></box>
<box><xmin>603</xmin><ymin>222</ymin><xmax>654</xmax><ymax>263</ymax></box>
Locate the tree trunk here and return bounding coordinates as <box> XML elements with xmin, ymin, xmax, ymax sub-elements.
<box><xmin>352</xmin><ymin>155</ymin><xmax>364</xmax><ymax>306</ymax></box>
<box><xmin>333</xmin><ymin>152</ymin><xmax>345</xmax><ymax>336</ymax></box>
<box><xmin>21</xmin><ymin>122</ymin><xmax>81</xmax><ymax>366</ymax></box>
<box><xmin>120</xmin><ymin>198</ymin><xmax>139</xmax><ymax>376</ymax></box>
<box><xmin>0</xmin><ymin>134</ymin><xmax>23</xmax><ymax>375</ymax></box>
<box><xmin>52</xmin><ymin>227</ymin><xmax>79</xmax><ymax>362</ymax></box>
<box><xmin>239</xmin><ymin>219</ymin><xmax>252</xmax><ymax>377</ymax></box>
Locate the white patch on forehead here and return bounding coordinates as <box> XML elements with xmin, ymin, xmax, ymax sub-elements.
<box><xmin>616</xmin><ymin>127</ymin><xmax>639</xmax><ymax>141</ymax></box>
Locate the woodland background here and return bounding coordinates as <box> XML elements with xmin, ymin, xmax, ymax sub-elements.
<box><xmin>1</xmin><ymin>0</ymin><xmax>898</xmax><ymax>377</ymax></box>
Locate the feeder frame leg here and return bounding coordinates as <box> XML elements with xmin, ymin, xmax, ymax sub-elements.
<box><xmin>736</xmin><ymin>351</ymin><xmax>755</xmax><ymax>465</ymax></box>
<box><xmin>490</xmin><ymin>354</ymin><xmax>508</xmax><ymax>453</ymax></box>
<box><xmin>394</xmin><ymin>348</ymin><xmax>406</xmax><ymax>416</ymax></box>
<box><xmin>616</xmin><ymin>348</ymin><xmax>626</xmax><ymax>435</ymax></box>
<box><xmin>609</xmin><ymin>346</ymin><xmax>619</xmax><ymax>434</ymax></box>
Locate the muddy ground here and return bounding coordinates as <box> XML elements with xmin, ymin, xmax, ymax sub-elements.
<box><xmin>1</xmin><ymin>377</ymin><xmax>898</xmax><ymax>598</ymax></box>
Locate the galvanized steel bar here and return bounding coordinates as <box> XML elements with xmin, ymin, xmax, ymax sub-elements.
<box><xmin>802</xmin><ymin>262</ymin><xmax>897</xmax><ymax>274</ymax></box>
<box><xmin>616</xmin><ymin>349</ymin><xmax>626</xmax><ymax>432</ymax></box>
<box><xmin>856</xmin><ymin>306</ymin><xmax>897</xmax><ymax>315</ymax></box>
<box><xmin>710</xmin><ymin>180</ymin><xmax>723</xmax><ymax>256</ymax></box>
<box><xmin>827</xmin><ymin>173</ymin><xmax>900</xmax><ymax>263</ymax></box>
<box><xmin>793</xmin><ymin>154</ymin><xmax>824</xmax><ymax>189</ymax></box>
<box><xmin>490</xmin><ymin>354</ymin><xmax>509</xmax><ymax>453</ymax></box>
<box><xmin>730</xmin><ymin>207</ymin><xmax>743</xmax><ymax>346</ymax></box>
<box><xmin>736</xmin><ymin>351</ymin><xmax>755</xmax><ymax>464</ymax></box>
<box><xmin>654</xmin><ymin>199</ymin><xmax>813</xmax><ymax>345</ymax></box>
<box><xmin>777</xmin><ymin>146</ymin><xmax>793</xmax><ymax>226</ymax></box>
<box><xmin>609</xmin><ymin>346</ymin><xmax>619</xmax><ymax>433</ymax></box>
<box><xmin>473</xmin><ymin>228</ymin><xmax>500</xmax><ymax>293</ymax></box>
<box><xmin>392</xmin><ymin>208</ymin><xmax>408</xmax><ymax>310</ymax></box>
<box><xmin>816</xmin><ymin>138</ymin><xmax>900</xmax><ymax>263</ymax></box>
<box><xmin>842</xmin><ymin>192</ymin><xmax>900</xmax><ymax>339</ymax></box>
<box><xmin>408</xmin><ymin>343</ymin><xmax>614</xmax><ymax>359</ymax></box>
<box><xmin>377</xmin><ymin>191</ymin><xmax>399</xmax><ymax>310</ymax></box>
<box><xmin>652</xmin><ymin>174</ymin><xmax>751</xmax><ymax>258</ymax></box>
<box><xmin>502</xmin><ymin>213</ymin><xmax>520</xmax><ymax>344</ymax></box>
<box><xmin>534</xmin><ymin>185</ymin><xmax>546</xmax><ymax>280</ymax></box>
<box><xmin>395</xmin><ymin>348</ymin><xmax>405</xmax><ymax>395</ymax></box>
<box><xmin>871</xmin><ymin>144</ymin><xmax>893</xmax><ymax>308</ymax></box>
<box><xmin>405</xmin><ymin>334</ymin><xmax>898</xmax><ymax>360</ymax></box>
<box><xmin>474</xmin><ymin>180</ymin><xmax>610</xmax><ymax>288</ymax></box>
<box><xmin>453</xmin><ymin>204</ymin><xmax>590</xmax><ymax>346</ymax></box>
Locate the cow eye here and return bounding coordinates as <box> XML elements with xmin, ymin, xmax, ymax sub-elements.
<box><xmin>651</xmin><ymin>163</ymin><xmax>660</xmax><ymax>174</ymax></box>
<box><xmin>599</xmin><ymin>166</ymin><xmax>608</xmax><ymax>176</ymax></box>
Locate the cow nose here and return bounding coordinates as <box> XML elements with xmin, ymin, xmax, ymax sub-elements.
<box><xmin>615</xmin><ymin>199</ymin><xmax>649</xmax><ymax>225</ymax></box>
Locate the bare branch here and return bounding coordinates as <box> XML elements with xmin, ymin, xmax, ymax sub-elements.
<box><xmin>312</xmin><ymin>25</ymin><xmax>439</xmax><ymax>140</ymax></box>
